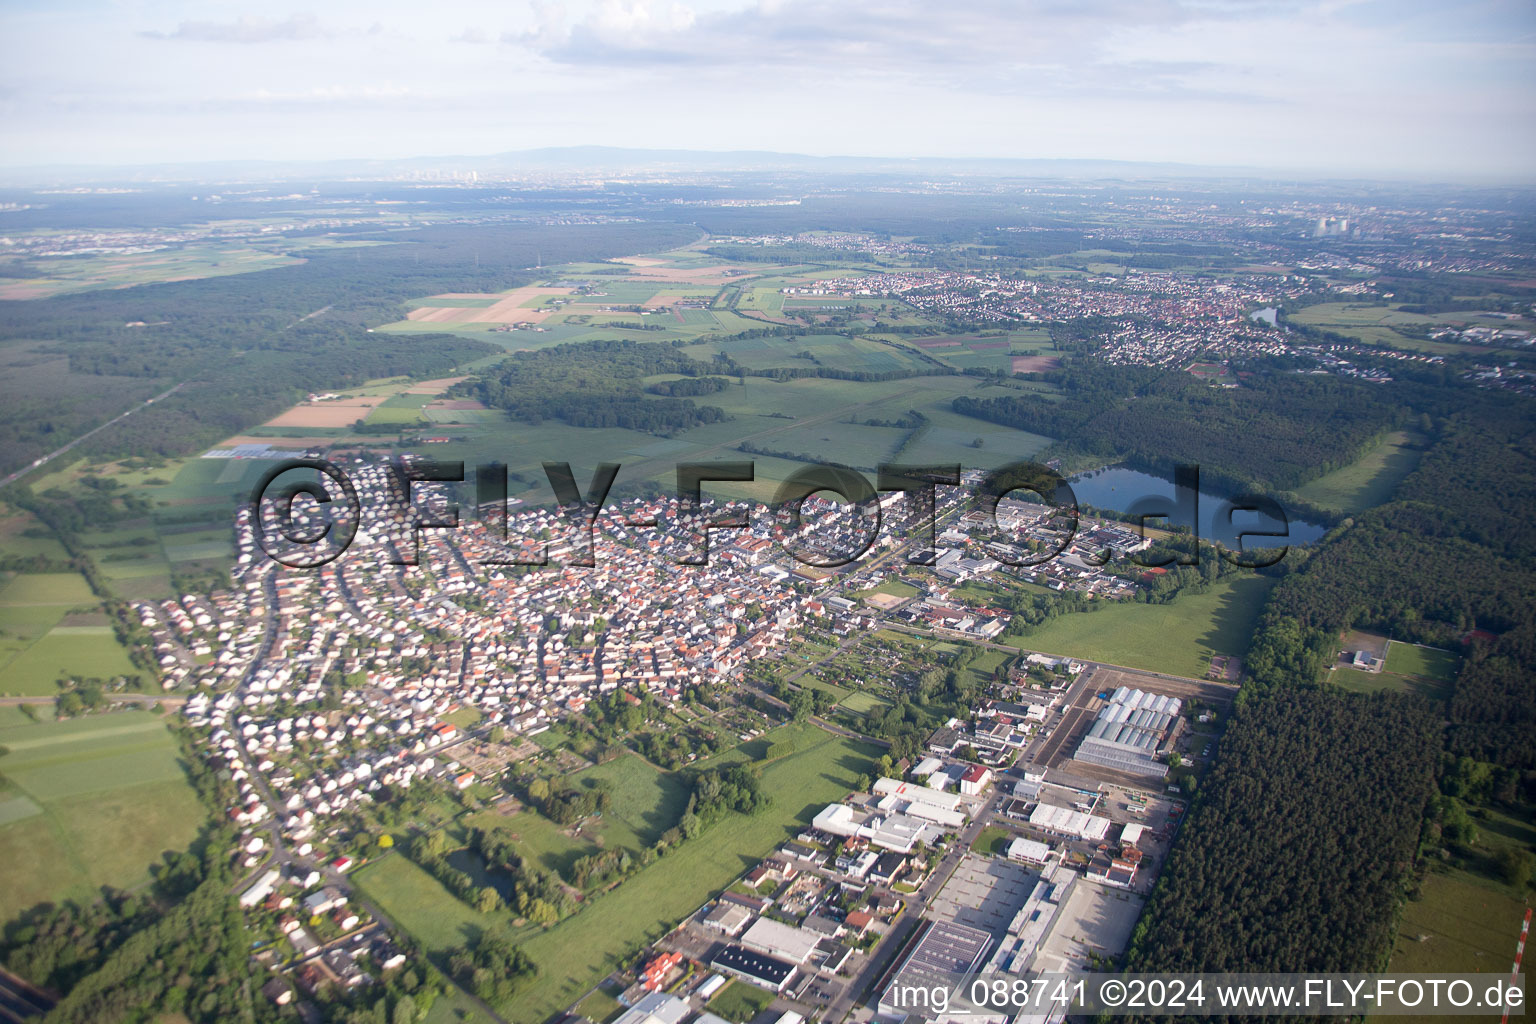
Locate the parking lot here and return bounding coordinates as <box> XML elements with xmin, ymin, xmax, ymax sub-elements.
<box><xmin>927</xmin><ymin>854</ymin><xmax>1037</xmax><ymax>932</ymax></box>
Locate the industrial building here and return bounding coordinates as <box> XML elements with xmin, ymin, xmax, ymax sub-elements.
<box><xmin>872</xmin><ymin>777</ymin><xmax>969</xmax><ymax>828</ymax></box>
<box><xmin>711</xmin><ymin>945</ymin><xmax>799</xmax><ymax>992</ymax></box>
<box><xmin>740</xmin><ymin>917</ymin><xmax>822</xmax><ymax>964</ymax></box>
<box><xmin>1026</xmin><ymin>802</ymin><xmax>1111</xmax><ymax>842</ymax></box>
<box><xmin>1005</xmin><ymin>837</ymin><xmax>1052</xmax><ymax>866</ymax></box>
<box><xmin>959</xmin><ymin>765</ymin><xmax>993</xmax><ymax>795</ymax></box>
<box><xmin>613</xmin><ymin>992</ymin><xmax>689</xmax><ymax>1024</ymax></box>
<box><xmin>812</xmin><ymin>802</ymin><xmax>939</xmax><ymax>853</ymax></box>
<box><xmin>1072</xmin><ymin>687</ymin><xmax>1184</xmax><ymax>778</ymax></box>
<box><xmin>986</xmin><ymin>862</ymin><xmax>1078</xmax><ymax>974</ymax></box>
<box><xmin>877</xmin><ymin>919</ymin><xmax>996</xmax><ymax>1021</ymax></box>
<box><xmin>702</xmin><ymin>901</ymin><xmax>752</xmax><ymax>936</ymax></box>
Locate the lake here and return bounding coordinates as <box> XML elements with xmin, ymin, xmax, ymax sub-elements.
<box><xmin>1067</xmin><ymin>466</ymin><xmax>1327</xmax><ymax>548</ymax></box>
<box><xmin>1250</xmin><ymin>307</ymin><xmax>1279</xmax><ymax>327</ymax></box>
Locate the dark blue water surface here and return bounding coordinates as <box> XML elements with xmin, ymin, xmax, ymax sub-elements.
<box><xmin>1067</xmin><ymin>467</ymin><xmax>1328</xmax><ymax>548</ymax></box>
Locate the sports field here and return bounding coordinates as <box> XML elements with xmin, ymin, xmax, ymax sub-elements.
<box><xmin>1332</xmin><ymin>641</ymin><xmax>1459</xmax><ymax>702</ymax></box>
<box><xmin>0</xmin><ymin>710</ymin><xmax>206</xmax><ymax>923</ymax></box>
<box><xmin>1002</xmin><ymin>575</ymin><xmax>1276</xmax><ymax>678</ymax></box>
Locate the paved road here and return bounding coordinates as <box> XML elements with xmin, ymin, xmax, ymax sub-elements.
<box><xmin>0</xmin><ymin>382</ymin><xmax>185</xmax><ymax>488</ymax></box>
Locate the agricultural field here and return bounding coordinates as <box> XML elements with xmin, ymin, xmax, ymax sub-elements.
<box><xmin>0</xmin><ymin>709</ymin><xmax>206</xmax><ymax>923</ymax></box>
<box><xmin>1293</xmin><ymin>431</ymin><xmax>1424</xmax><ymax>513</ymax></box>
<box><xmin>366</xmin><ymin>393</ymin><xmax>436</xmax><ymax>426</ymax></box>
<box><xmin>0</xmin><ymin>571</ymin><xmax>143</xmax><ymax>695</ymax></box>
<box><xmin>0</xmin><ymin>243</ymin><xmax>304</xmax><ymax>301</ymax></box>
<box><xmin>416</xmin><ymin>372</ymin><xmax>1053</xmax><ymax>507</ymax></box>
<box><xmin>1002</xmin><ymin>575</ymin><xmax>1276</xmax><ymax>679</ymax></box>
<box><xmin>1284</xmin><ymin>302</ymin><xmax>1531</xmax><ymax>355</ymax></box>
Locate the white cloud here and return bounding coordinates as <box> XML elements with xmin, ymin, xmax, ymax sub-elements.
<box><xmin>142</xmin><ymin>13</ymin><xmax>326</xmax><ymax>44</ymax></box>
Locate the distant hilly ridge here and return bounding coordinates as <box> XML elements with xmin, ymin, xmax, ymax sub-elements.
<box><xmin>0</xmin><ymin>145</ymin><xmax>1297</xmax><ymax>187</ymax></box>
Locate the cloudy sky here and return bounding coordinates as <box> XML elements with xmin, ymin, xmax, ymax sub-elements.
<box><xmin>2</xmin><ymin>0</ymin><xmax>1534</xmax><ymax>180</ymax></box>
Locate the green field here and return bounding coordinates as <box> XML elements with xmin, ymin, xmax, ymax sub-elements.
<box><xmin>838</xmin><ymin>690</ymin><xmax>892</xmax><ymax>715</ymax></box>
<box><xmin>0</xmin><ymin>710</ymin><xmax>206</xmax><ymax>923</ymax></box>
<box><xmin>569</xmin><ymin>752</ymin><xmax>692</xmax><ymax>852</ymax></box>
<box><xmin>1386</xmin><ymin>873</ymin><xmax>1527</xmax><ymax>1017</ymax></box>
<box><xmin>1003</xmin><ymin>575</ymin><xmax>1276</xmax><ymax>678</ymax></box>
<box><xmin>0</xmin><ymin>571</ymin><xmax>143</xmax><ymax>694</ymax></box>
<box><xmin>970</xmin><ymin>825</ymin><xmax>1012</xmax><ymax>856</ymax></box>
<box><xmin>707</xmin><ymin>981</ymin><xmax>776</xmax><ymax>1023</ymax></box>
<box><xmin>0</xmin><ymin>243</ymin><xmax>303</xmax><ymax>301</ymax></box>
<box><xmin>353</xmin><ymin>854</ymin><xmax>491</xmax><ymax>952</ymax></box>
<box><xmin>1384</xmin><ymin>641</ymin><xmax>1459</xmax><ymax>683</ymax></box>
<box><xmin>863</xmin><ymin>579</ymin><xmax>918</xmax><ymax>599</ymax></box>
<box><xmin>1283</xmin><ymin>302</ymin><xmax>1529</xmax><ymax>356</ymax></box>
<box><xmin>1294</xmin><ymin>431</ymin><xmax>1423</xmax><ymax>512</ymax></box>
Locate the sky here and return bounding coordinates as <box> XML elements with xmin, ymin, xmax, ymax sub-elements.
<box><xmin>2</xmin><ymin>0</ymin><xmax>1534</xmax><ymax>181</ymax></box>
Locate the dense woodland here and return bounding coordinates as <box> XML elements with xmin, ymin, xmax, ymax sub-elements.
<box><xmin>1132</xmin><ymin>379</ymin><xmax>1536</xmax><ymax>984</ymax></box>
<box><xmin>1128</xmin><ymin>691</ymin><xmax>1440</xmax><ymax>975</ymax></box>
<box><xmin>467</xmin><ymin>340</ymin><xmax>732</xmax><ymax>432</ymax></box>
<box><xmin>953</xmin><ymin>363</ymin><xmax>1398</xmax><ymax>493</ymax></box>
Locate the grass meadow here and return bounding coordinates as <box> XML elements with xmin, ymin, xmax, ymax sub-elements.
<box><xmin>1003</xmin><ymin>575</ymin><xmax>1276</xmax><ymax>678</ymax></box>
<box><xmin>1294</xmin><ymin>431</ymin><xmax>1424</xmax><ymax>513</ymax></box>
<box><xmin>0</xmin><ymin>710</ymin><xmax>205</xmax><ymax>923</ymax></box>
<box><xmin>0</xmin><ymin>571</ymin><xmax>142</xmax><ymax>695</ymax></box>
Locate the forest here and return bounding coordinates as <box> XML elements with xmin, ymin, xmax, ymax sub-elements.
<box><xmin>952</xmin><ymin>362</ymin><xmax>1398</xmax><ymax>493</ymax></box>
<box><xmin>1241</xmin><ymin>397</ymin><xmax>1536</xmax><ymax>769</ymax></box>
<box><xmin>1131</xmin><ymin>377</ymin><xmax>1536</xmax><ymax>984</ymax></box>
<box><xmin>1127</xmin><ymin>690</ymin><xmax>1439</xmax><ymax>976</ymax></box>
<box><xmin>468</xmin><ymin>339</ymin><xmax>732</xmax><ymax>433</ymax></box>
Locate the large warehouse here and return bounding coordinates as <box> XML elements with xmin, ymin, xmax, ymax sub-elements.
<box><xmin>1072</xmin><ymin>687</ymin><xmax>1184</xmax><ymax>778</ymax></box>
<box><xmin>877</xmin><ymin>919</ymin><xmax>996</xmax><ymax>1021</ymax></box>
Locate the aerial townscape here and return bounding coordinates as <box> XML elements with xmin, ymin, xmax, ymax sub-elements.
<box><xmin>1</xmin><ymin>3</ymin><xmax>1534</xmax><ymax>1024</ymax></box>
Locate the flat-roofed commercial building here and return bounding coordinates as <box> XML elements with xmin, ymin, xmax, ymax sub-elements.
<box><xmin>877</xmin><ymin>919</ymin><xmax>996</xmax><ymax>1021</ymax></box>
<box><xmin>741</xmin><ymin>918</ymin><xmax>822</xmax><ymax>964</ymax></box>
<box><xmin>711</xmin><ymin>945</ymin><xmax>798</xmax><ymax>992</ymax></box>
<box><xmin>1027</xmin><ymin>802</ymin><xmax>1111</xmax><ymax>842</ymax></box>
